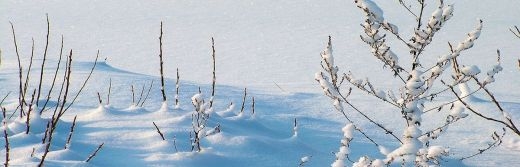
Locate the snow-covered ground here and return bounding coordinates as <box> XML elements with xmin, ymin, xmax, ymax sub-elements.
<box><xmin>1</xmin><ymin>0</ymin><xmax>520</xmax><ymax>166</ymax></box>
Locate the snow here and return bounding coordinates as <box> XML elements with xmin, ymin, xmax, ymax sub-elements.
<box><xmin>1</xmin><ymin>0</ymin><xmax>520</xmax><ymax>166</ymax></box>
<box><xmin>461</xmin><ymin>65</ymin><xmax>481</xmax><ymax>76</ymax></box>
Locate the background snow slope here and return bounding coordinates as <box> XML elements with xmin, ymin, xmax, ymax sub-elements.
<box><xmin>1</xmin><ymin>0</ymin><xmax>520</xmax><ymax>166</ymax></box>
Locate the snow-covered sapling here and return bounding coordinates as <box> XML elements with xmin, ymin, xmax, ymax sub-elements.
<box><xmin>318</xmin><ymin>0</ymin><xmax>520</xmax><ymax>166</ymax></box>
<box><xmin>190</xmin><ymin>93</ymin><xmax>220</xmax><ymax>152</ymax></box>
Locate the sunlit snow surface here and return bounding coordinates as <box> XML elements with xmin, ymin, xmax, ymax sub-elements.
<box><xmin>1</xmin><ymin>0</ymin><xmax>520</xmax><ymax>166</ymax></box>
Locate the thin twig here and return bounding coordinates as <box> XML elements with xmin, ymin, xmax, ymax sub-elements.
<box><xmin>36</xmin><ymin>14</ymin><xmax>51</xmax><ymax>104</ymax></box>
<box><xmin>63</xmin><ymin>50</ymin><xmax>100</xmax><ymax>112</ymax></box>
<box><xmin>175</xmin><ymin>68</ymin><xmax>180</xmax><ymax>107</ymax></box>
<box><xmin>140</xmin><ymin>80</ymin><xmax>154</xmax><ymax>107</ymax></box>
<box><xmin>460</xmin><ymin>128</ymin><xmax>506</xmax><ymax>160</ymax></box>
<box><xmin>10</xmin><ymin>21</ymin><xmax>25</xmax><ymax>118</ymax></box>
<box><xmin>0</xmin><ymin>92</ymin><xmax>10</xmax><ymax>107</ymax></box>
<box><xmin>40</xmin><ymin>35</ymin><xmax>64</xmax><ymax>114</ymax></box>
<box><xmin>85</xmin><ymin>143</ymin><xmax>104</xmax><ymax>162</ymax></box>
<box><xmin>448</xmin><ymin>85</ymin><xmax>519</xmax><ymax>135</ymax></box>
<box><xmin>398</xmin><ymin>0</ymin><xmax>418</xmax><ymax>18</ymax></box>
<box><xmin>210</xmin><ymin>37</ymin><xmax>216</xmax><ymax>108</ymax></box>
<box><xmin>510</xmin><ymin>25</ymin><xmax>520</xmax><ymax>38</ymax></box>
<box><xmin>97</xmin><ymin>92</ymin><xmax>102</xmax><ymax>105</ymax></box>
<box><xmin>471</xmin><ymin>76</ymin><xmax>520</xmax><ymax>136</ymax></box>
<box><xmin>416</xmin><ymin>0</ymin><xmax>425</xmax><ymax>29</ymax></box>
<box><xmin>240</xmin><ymin>88</ymin><xmax>247</xmax><ymax>114</ymax></box>
<box><xmin>173</xmin><ymin>136</ymin><xmax>178</xmax><ymax>152</ymax></box>
<box><xmin>64</xmin><ymin>115</ymin><xmax>77</xmax><ymax>149</ymax></box>
<box><xmin>251</xmin><ymin>97</ymin><xmax>255</xmax><ymax>115</ymax></box>
<box><xmin>107</xmin><ymin>78</ymin><xmax>112</xmax><ymax>105</ymax></box>
<box><xmin>3</xmin><ymin>107</ymin><xmax>9</xmax><ymax>167</ymax></box>
<box><xmin>22</xmin><ymin>38</ymin><xmax>36</xmax><ymax>107</ymax></box>
<box><xmin>25</xmin><ymin>89</ymin><xmax>37</xmax><ymax>134</ymax></box>
<box><xmin>131</xmin><ymin>85</ymin><xmax>135</xmax><ymax>105</ymax></box>
<box><xmin>158</xmin><ymin>22</ymin><xmax>167</xmax><ymax>102</ymax></box>
<box><xmin>153</xmin><ymin>122</ymin><xmax>166</xmax><ymax>140</ymax></box>
<box><xmin>136</xmin><ymin>83</ymin><xmax>146</xmax><ymax>105</ymax></box>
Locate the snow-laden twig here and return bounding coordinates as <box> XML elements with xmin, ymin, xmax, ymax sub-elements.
<box><xmin>331</xmin><ymin>124</ymin><xmax>354</xmax><ymax>167</ymax></box>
